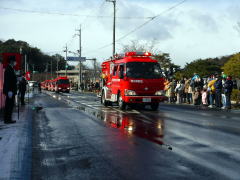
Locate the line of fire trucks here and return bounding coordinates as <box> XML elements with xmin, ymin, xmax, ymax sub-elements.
<box><xmin>41</xmin><ymin>76</ymin><xmax>70</xmax><ymax>93</ymax></box>
<box><xmin>41</xmin><ymin>51</ymin><xmax>167</xmax><ymax>110</ymax></box>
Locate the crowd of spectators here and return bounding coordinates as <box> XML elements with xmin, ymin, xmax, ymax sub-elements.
<box><xmin>70</xmin><ymin>81</ymin><xmax>100</xmax><ymax>93</ymax></box>
<box><xmin>164</xmin><ymin>72</ymin><xmax>239</xmax><ymax>109</ymax></box>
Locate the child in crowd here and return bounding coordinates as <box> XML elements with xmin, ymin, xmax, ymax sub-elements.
<box><xmin>202</xmin><ymin>88</ymin><xmax>208</xmax><ymax>106</ymax></box>
<box><xmin>193</xmin><ymin>87</ymin><xmax>201</xmax><ymax>105</ymax></box>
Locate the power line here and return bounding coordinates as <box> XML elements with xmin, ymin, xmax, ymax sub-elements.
<box><xmin>0</xmin><ymin>6</ymin><xmax>152</xmax><ymax>19</ymax></box>
<box><xmin>62</xmin><ymin>1</ymin><xmax>107</xmax><ymax>60</ymax></box>
<box><xmin>116</xmin><ymin>0</ymin><xmax>187</xmax><ymax>42</ymax></box>
<box><xmin>81</xmin><ymin>0</ymin><xmax>106</xmax><ymax>30</ymax></box>
<box><xmin>85</xmin><ymin>0</ymin><xmax>187</xmax><ymax>56</ymax></box>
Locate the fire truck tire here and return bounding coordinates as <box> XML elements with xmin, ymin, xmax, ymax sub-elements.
<box><xmin>118</xmin><ymin>95</ymin><xmax>126</xmax><ymax>110</ymax></box>
<box><xmin>101</xmin><ymin>91</ymin><xmax>109</xmax><ymax>106</ymax></box>
<box><xmin>151</xmin><ymin>103</ymin><xmax>159</xmax><ymax>111</ymax></box>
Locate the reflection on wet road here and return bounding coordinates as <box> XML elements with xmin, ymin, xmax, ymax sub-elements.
<box><xmin>32</xmin><ymin>91</ymin><xmax>240</xmax><ymax>180</ymax></box>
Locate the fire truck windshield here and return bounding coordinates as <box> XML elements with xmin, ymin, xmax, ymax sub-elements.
<box><xmin>126</xmin><ymin>62</ymin><xmax>162</xmax><ymax>79</ymax></box>
<box><xmin>57</xmin><ymin>79</ymin><xmax>69</xmax><ymax>84</ymax></box>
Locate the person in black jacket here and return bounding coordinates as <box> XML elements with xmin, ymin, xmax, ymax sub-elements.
<box><xmin>214</xmin><ymin>76</ymin><xmax>223</xmax><ymax>108</ymax></box>
<box><xmin>223</xmin><ymin>76</ymin><xmax>233</xmax><ymax>109</ymax></box>
<box><xmin>3</xmin><ymin>56</ymin><xmax>17</xmax><ymax>124</ymax></box>
<box><xmin>19</xmin><ymin>73</ymin><xmax>28</xmax><ymax>105</ymax></box>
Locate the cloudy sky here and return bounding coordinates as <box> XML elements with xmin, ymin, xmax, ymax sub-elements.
<box><xmin>0</xmin><ymin>0</ymin><xmax>240</xmax><ymax>67</ymax></box>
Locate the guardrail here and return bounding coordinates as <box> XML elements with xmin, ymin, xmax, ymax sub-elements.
<box><xmin>0</xmin><ymin>63</ymin><xmax>5</xmax><ymax>109</ymax></box>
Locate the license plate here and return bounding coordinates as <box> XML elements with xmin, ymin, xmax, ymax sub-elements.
<box><xmin>143</xmin><ymin>98</ymin><xmax>151</xmax><ymax>102</ymax></box>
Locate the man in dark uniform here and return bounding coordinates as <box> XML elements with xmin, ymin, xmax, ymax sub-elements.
<box><xmin>3</xmin><ymin>56</ymin><xmax>17</xmax><ymax>124</ymax></box>
<box><xmin>19</xmin><ymin>72</ymin><xmax>27</xmax><ymax>105</ymax></box>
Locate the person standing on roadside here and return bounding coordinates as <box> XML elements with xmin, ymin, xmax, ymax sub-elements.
<box><xmin>201</xmin><ymin>88</ymin><xmax>208</xmax><ymax>106</ymax></box>
<box><xmin>175</xmin><ymin>80</ymin><xmax>185</xmax><ymax>104</ymax></box>
<box><xmin>223</xmin><ymin>76</ymin><xmax>233</xmax><ymax>109</ymax></box>
<box><xmin>164</xmin><ymin>78</ymin><xmax>171</xmax><ymax>101</ymax></box>
<box><xmin>207</xmin><ymin>76</ymin><xmax>217</xmax><ymax>108</ymax></box>
<box><xmin>3</xmin><ymin>56</ymin><xmax>17</xmax><ymax>124</ymax></box>
<box><xmin>193</xmin><ymin>87</ymin><xmax>201</xmax><ymax>105</ymax></box>
<box><xmin>214</xmin><ymin>76</ymin><xmax>223</xmax><ymax>108</ymax></box>
<box><xmin>18</xmin><ymin>73</ymin><xmax>28</xmax><ymax>105</ymax></box>
<box><xmin>38</xmin><ymin>81</ymin><xmax>41</xmax><ymax>93</ymax></box>
<box><xmin>221</xmin><ymin>77</ymin><xmax>227</xmax><ymax>109</ymax></box>
<box><xmin>184</xmin><ymin>78</ymin><xmax>191</xmax><ymax>104</ymax></box>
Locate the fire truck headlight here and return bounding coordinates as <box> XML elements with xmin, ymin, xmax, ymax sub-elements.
<box><xmin>155</xmin><ymin>90</ymin><xmax>164</xmax><ymax>96</ymax></box>
<box><xmin>125</xmin><ymin>89</ymin><xmax>136</xmax><ymax>96</ymax></box>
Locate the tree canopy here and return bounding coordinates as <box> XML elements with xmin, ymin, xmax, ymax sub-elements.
<box><xmin>182</xmin><ymin>59</ymin><xmax>221</xmax><ymax>78</ymax></box>
<box><xmin>0</xmin><ymin>39</ymin><xmax>68</xmax><ymax>73</ymax></box>
<box><xmin>222</xmin><ymin>53</ymin><xmax>240</xmax><ymax>78</ymax></box>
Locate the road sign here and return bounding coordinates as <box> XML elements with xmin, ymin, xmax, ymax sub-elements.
<box><xmin>67</xmin><ymin>56</ymin><xmax>86</xmax><ymax>62</ymax></box>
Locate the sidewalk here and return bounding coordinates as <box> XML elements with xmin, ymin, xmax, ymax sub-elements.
<box><xmin>161</xmin><ymin>101</ymin><xmax>240</xmax><ymax>113</ymax></box>
<box><xmin>0</xmin><ymin>95</ymin><xmax>33</xmax><ymax>180</ymax></box>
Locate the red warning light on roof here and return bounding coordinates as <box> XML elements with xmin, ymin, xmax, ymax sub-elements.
<box><xmin>125</xmin><ymin>52</ymin><xmax>152</xmax><ymax>57</ymax></box>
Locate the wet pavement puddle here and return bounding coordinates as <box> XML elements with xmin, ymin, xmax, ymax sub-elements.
<box><xmin>46</xmin><ymin>92</ymin><xmax>173</xmax><ymax>150</ymax></box>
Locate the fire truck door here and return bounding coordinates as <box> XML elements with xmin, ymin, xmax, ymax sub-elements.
<box><xmin>111</xmin><ymin>64</ymin><xmax>120</xmax><ymax>101</ymax></box>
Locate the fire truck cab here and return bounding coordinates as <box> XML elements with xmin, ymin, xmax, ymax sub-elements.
<box><xmin>101</xmin><ymin>52</ymin><xmax>166</xmax><ymax>110</ymax></box>
<box><xmin>55</xmin><ymin>76</ymin><xmax>70</xmax><ymax>93</ymax></box>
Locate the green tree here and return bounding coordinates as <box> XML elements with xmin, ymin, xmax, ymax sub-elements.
<box><xmin>182</xmin><ymin>59</ymin><xmax>221</xmax><ymax>78</ymax></box>
<box><xmin>222</xmin><ymin>53</ymin><xmax>240</xmax><ymax>78</ymax></box>
<box><xmin>154</xmin><ymin>53</ymin><xmax>181</xmax><ymax>75</ymax></box>
<box><xmin>0</xmin><ymin>39</ymin><xmax>66</xmax><ymax>73</ymax></box>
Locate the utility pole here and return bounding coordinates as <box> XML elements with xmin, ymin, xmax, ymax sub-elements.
<box><xmin>24</xmin><ymin>55</ymin><xmax>27</xmax><ymax>73</ymax></box>
<box><xmin>76</xmin><ymin>25</ymin><xmax>82</xmax><ymax>90</ymax></box>
<box><xmin>106</xmin><ymin>0</ymin><xmax>116</xmax><ymax>57</ymax></box>
<box><xmin>19</xmin><ymin>47</ymin><xmax>27</xmax><ymax>74</ymax></box>
<box><xmin>56</xmin><ymin>57</ymin><xmax>59</xmax><ymax>77</ymax></box>
<box><xmin>45</xmin><ymin>63</ymin><xmax>48</xmax><ymax>80</ymax></box>
<box><xmin>32</xmin><ymin>64</ymin><xmax>35</xmax><ymax>81</ymax></box>
<box><xmin>93</xmin><ymin>58</ymin><xmax>96</xmax><ymax>82</ymax></box>
<box><xmin>51</xmin><ymin>59</ymin><xmax>53</xmax><ymax>79</ymax></box>
<box><xmin>64</xmin><ymin>44</ymin><xmax>68</xmax><ymax>76</ymax></box>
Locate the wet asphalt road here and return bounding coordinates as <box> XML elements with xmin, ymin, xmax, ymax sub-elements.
<box><xmin>31</xmin><ymin>91</ymin><xmax>240</xmax><ymax>180</ymax></box>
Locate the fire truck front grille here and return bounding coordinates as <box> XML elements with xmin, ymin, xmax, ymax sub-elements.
<box><xmin>137</xmin><ymin>92</ymin><xmax>155</xmax><ymax>96</ymax></box>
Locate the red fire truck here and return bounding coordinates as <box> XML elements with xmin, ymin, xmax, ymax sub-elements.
<box><xmin>55</xmin><ymin>76</ymin><xmax>70</xmax><ymax>93</ymax></box>
<box><xmin>41</xmin><ymin>77</ymin><xmax>70</xmax><ymax>93</ymax></box>
<box><xmin>101</xmin><ymin>52</ymin><xmax>166</xmax><ymax>110</ymax></box>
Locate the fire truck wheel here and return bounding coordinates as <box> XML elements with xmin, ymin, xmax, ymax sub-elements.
<box><xmin>118</xmin><ymin>95</ymin><xmax>126</xmax><ymax>110</ymax></box>
<box><xmin>101</xmin><ymin>91</ymin><xmax>109</xmax><ymax>106</ymax></box>
<box><xmin>151</xmin><ymin>103</ymin><xmax>159</xmax><ymax>111</ymax></box>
